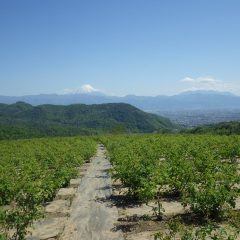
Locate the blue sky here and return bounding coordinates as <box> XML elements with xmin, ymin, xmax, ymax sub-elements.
<box><xmin>0</xmin><ymin>0</ymin><xmax>240</xmax><ymax>96</ymax></box>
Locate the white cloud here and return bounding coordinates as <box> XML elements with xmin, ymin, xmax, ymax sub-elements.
<box><xmin>181</xmin><ymin>76</ymin><xmax>233</xmax><ymax>92</ymax></box>
<box><xmin>63</xmin><ymin>84</ymin><xmax>99</xmax><ymax>94</ymax></box>
<box><xmin>181</xmin><ymin>76</ymin><xmax>221</xmax><ymax>85</ymax></box>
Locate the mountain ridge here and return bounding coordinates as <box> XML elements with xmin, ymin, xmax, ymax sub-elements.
<box><xmin>0</xmin><ymin>90</ymin><xmax>240</xmax><ymax>111</ymax></box>
<box><xmin>0</xmin><ymin>102</ymin><xmax>174</xmax><ymax>139</ymax></box>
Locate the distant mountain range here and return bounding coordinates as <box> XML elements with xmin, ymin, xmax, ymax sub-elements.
<box><xmin>1</xmin><ymin>90</ymin><xmax>240</xmax><ymax>111</ymax></box>
<box><xmin>0</xmin><ymin>102</ymin><xmax>173</xmax><ymax>139</ymax></box>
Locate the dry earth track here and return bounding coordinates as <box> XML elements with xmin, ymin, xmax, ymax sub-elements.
<box><xmin>59</xmin><ymin>144</ymin><xmax>124</xmax><ymax>240</ymax></box>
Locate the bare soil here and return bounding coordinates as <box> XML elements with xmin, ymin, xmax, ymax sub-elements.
<box><xmin>60</xmin><ymin>145</ymin><xmax>124</xmax><ymax>240</ymax></box>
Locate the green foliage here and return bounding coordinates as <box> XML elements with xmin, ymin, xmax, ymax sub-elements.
<box><xmin>154</xmin><ymin>219</ymin><xmax>239</xmax><ymax>240</ymax></box>
<box><xmin>102</xmin><ymin>134</ymin><xmax>240</xmax><ymax>221</ymax></box>
<box><xmin>1</xmin><ymin>133</ymin><xmax>239</xmax><ymax>238</ymax></box>
<box><xmin>0</xmin><ymin>136</ymin><xmax>96</xmax><ymax>239</ymax></box>
<box><xmin>0</xmin><ymin>102</ymin><xmax>174</xmax><ymax>140</ymax></box>
<box><xmin>185</xmin><ymin>121</ymin><xmax>240</xmax><ymax>135</ymax></box>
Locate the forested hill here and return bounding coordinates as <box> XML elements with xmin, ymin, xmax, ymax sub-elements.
<box><xmin>0</xmin><ymin>102</ymin><xmax>174</xmax><ymax>139</ymax></box>
<box><xmin>185</xmin><ymin>121</ymin><xmax>240</xmax><ymax>135</ymax></box>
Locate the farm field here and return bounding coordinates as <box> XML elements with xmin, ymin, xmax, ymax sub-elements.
<box><xmin>0</xmin><ymin>134</ymin><xmax>240</xmax><ymax>240</ymax></box>
<box><xmin>101</xmin><ymin>134</ymin><xmax>240</xmax><ymax>239</ymax></box>
<box><xmin>2</xmin><ymin>1</ymin><xmax>240</xmax><ymax>239</ymax></box>
<box><xmin>0</xmin><ymin>136</ymin><xmax>96</xmax><ymax>239</ymax></box>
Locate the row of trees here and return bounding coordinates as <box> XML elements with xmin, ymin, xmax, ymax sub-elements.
<box><xmin>0</xmin><ymin>136</ymin><xmax>96</xmax><ymax>239</ymax></box>
<box><xmin>102</xmin><ymin>134</ymin><xmax>240</xmax><ymax>239</ymax></box>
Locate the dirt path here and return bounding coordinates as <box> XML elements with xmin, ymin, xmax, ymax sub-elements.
<box><xmin>60</xmin><ymin>145</ymin><xmax>124</xmax><ymax>240</ymax></box>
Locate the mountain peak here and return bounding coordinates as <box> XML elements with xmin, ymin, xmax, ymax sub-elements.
<box><xmin>0</xmin><ymin>90</ymin><xmax>240</xmax><ymax>111</ymax></box>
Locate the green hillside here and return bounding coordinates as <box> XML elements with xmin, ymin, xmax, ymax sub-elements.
<box><xmin>185</xmin><ymin>121</ymin><xmax>240</xmax><ymax>135</ymax></box>
<box><xmin>0</xmin><ymin>102</ymin><xmax>174</xmax><ymax>139</ymax></box>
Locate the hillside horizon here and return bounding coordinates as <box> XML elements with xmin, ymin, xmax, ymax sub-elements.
<box><xmin>0</xmin><ymin>89</ymin><xmax>238</xmax><ymax>98</ymax></box>
<box><xmin>0</xmin><ymin>102</ymin><xmax>174</xmax><ymax>140</ymax></box>
<box><xmin>1</xmin><ymin>90</ymin><xmax>240</xmax><ymax>112</ymax></box>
